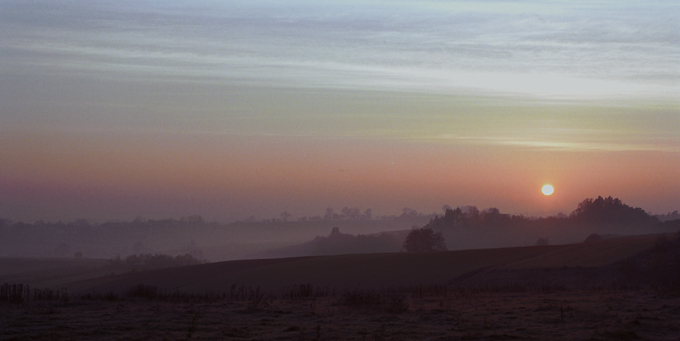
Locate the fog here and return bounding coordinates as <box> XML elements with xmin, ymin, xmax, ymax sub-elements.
<box><xmin>0</xmin><ymin>208</ymin><xmax>431</xmax><ymax>261</ymax></box>
<box><xmin>2</xmin><ymin>199</ymin><xmax>678</xmax><ymax>263</ymax></box>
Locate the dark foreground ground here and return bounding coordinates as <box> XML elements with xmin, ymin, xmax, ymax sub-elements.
<box><xmin>3</xmin><ymin>234</ymin><xmax>679</xmax><ymax>340</ymax></box>
<box><xmin>2</xmin><ymin>287</ymin><xmax>680</xmax><ymax>340</ymax></box>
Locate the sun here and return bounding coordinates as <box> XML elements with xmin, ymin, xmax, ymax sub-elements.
<box><xmin>542</xmin><ymin>184</ymin><xmax>554</xmax><ymax>196</ymax></box>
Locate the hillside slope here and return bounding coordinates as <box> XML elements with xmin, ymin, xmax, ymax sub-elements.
<box><xmin>65</xmin><ymin>234</ymin><xmax>661</xmax><ymax>294</ymax></box>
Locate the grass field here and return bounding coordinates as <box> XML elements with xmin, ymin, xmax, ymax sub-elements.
<box><xmin>2</xmin><ymin>287</ymin><xmax>679</xmax><ymax>340</ymax></box>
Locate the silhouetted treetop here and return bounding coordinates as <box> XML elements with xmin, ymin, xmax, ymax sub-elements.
<box><xmin>423</xmin><ymin>196</ymin><xmax>667</xmax><ymax>236</ymax></box>
<box><xmin>403</xmin><ymin>228</ymin><xmax>447</xmax><ymax>252</ymax></box>
<box><xmin>570</xmin><ymin>196</ymin><xmax>656</xmax><ymax>226</ymax></box>
<box><xmin>301</xmin><ymin>227</ymin><xmax>401</xmax><ymax>255</ymax></box>
<box><xmin>427</xmin><ymin>205</ymin><xmax>516</xmax><ymax>230</ymax></box>
<box><xmin>656</xmin><ymin>210</ymin><xmax>680</xmax><ymax>222</ymax></box>
<box><xmin>108</xmin><ymin>253</ymin><xmax>204</xmax><ymax>271</ymax></box>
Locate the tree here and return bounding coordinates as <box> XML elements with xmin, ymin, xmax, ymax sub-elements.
<box><xmin>403</xmin><ymin>228</ymin><xmax>447</xmax><ymax>252</ymax></box>
<box><xmin>363</xmin><ymin>208</ymin><xmax>373</xmax><ymax>220</ymax></box>
<box><xmin>323</xmin><ymin>208</ymin><xmax>335</xmax><ymax>221</ymax></box>
<box><xmin>570</xmin><ymin>196</ymin><xmax>656</xmax><ymax>226</ymax></box>
<box><xmin>341</xmin><ymin>207</ymin><xmax>360</xmax><ymax>220</ymax></box>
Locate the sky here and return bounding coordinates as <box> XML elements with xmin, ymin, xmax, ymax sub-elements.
<box><xmin>1</xmin><ymin>0</ymin><xmax>678</xmax><ymax>223</ymax></box>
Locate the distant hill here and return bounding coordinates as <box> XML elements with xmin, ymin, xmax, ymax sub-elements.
<box><xmin>62</xmin><ymin>233</ymin><xmax>664</xmax><ymax>295</ymax></box>
<box><xmin>0</xmin><ymin>214</ymin><xmax>432</xmax><ymax>261</ymax></box>
<box><xmin>1</xmin><ymin>197</ymin><xmax>676</xmax><ymax>262</ymax></box>
<box><xmin>656</xmin><ymin>210</ymin><xmax>680</xmax><ymax>222</ymax></box>
<box><xmin>258</xmin><ymin>227</ymin><xmax>409</xmax><ymax>258</ymax></box>
<box><xmin>425</xmin><ymin>196</ymin><xmax>675</xmax><ymax>250</ymax></box>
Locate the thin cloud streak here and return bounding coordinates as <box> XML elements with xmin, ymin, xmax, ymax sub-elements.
<box><xmin>1</xmin><ymin>0</ymin><xmax>678</xmax><ymax>222</ymax></box>
<box><xmin>419</xmin><ymin>122</ymin><xmax>679</xmax><ymax>152</ymax></box>
<box><xmin>448</xmin><ymin>136</ymin><xmax>679</xmax><ymax>153</ymax></box>
<box><xmin>2</xmin><ymin>1</ymin><xmax>678</xmax><ymax>100</ymax></box>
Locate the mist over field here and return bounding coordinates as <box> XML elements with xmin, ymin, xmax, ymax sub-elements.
<box><xmin>3</xmin><ymin>1</ymin><xmax>680</xmax><ymax>339</ymax></box>
<box><xmin>0</xmin><ymin>208</ymin><xmax>430</xmax><ymax>261</ymax></box>
<box><xmin>1</xmin><ymin>197</ymin><xmax>678</xmax><ymax>263</ymax></box>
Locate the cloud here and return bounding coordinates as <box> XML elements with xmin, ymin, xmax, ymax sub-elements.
<box><xmin>438</xmin><ymin>134</ymin><xmax>679</xmax><ymax>153</ymax></box>
<box><xmin>2</xmin><ymin>1</ymin><xmax>678</xmax><ymax>100</ymax></box>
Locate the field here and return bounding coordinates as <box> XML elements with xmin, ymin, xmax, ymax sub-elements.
<box><xmin>60</xmin><ymin>234</ymin><xmax>660</xmax><ymax>295</ymax></box>
<box><xmin>2</xmin><ymin>288</ymin><xmax>680</xmax><ymax>340</ymax></box>
<box><xmin>2</xmin><ymin>233</ymin><xmax>679</xmax><ymax>340</ymax></box>
<box><xmin>0</xmin><ymin>257</ymin><xmax>110</xmax><ymax>289</ymax></box>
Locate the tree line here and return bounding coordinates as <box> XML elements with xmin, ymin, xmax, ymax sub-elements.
<box><xmin>426</xmin><ymin>196</ymin><xmax>664</xmax><ymax>231</ymax></box>
<box><xmin>404</xmin><ymin>196</ymin><xmax>680</xmax><ymax>253</ymax></box>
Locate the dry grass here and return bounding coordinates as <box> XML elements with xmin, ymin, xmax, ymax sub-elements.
<box><xmin>2</xmin><ymin>287</ymin><xmax>680</xmax><ymax>340</ymax></box>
